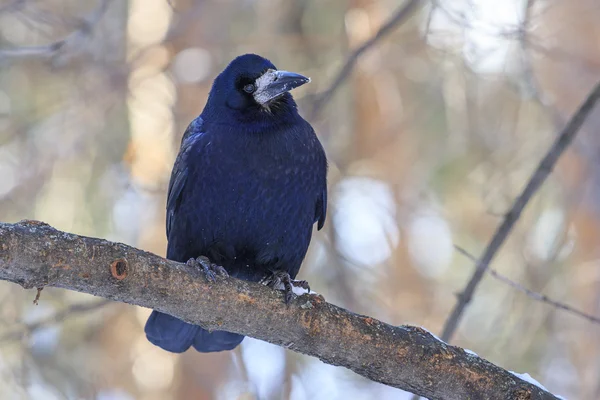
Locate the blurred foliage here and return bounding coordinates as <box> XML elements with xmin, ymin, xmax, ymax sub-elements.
<box><xmin>1</xmin><ymin>0</ymin><xmax>600</xmax><ymax>399</ymax></box>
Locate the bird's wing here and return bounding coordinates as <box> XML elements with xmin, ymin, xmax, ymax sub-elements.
<box><xmin>166</xmin><ymin>117</ymin><xmax>204</xmax><ymax>238</ymax></box>
<box><xmin>315</xmin><ymin>153</ymin><xmax>328</xmax><ymax>231</ymax></box>
<box><xmin>316</xmin><ymin>186</ymin><xmax>327</xmax><ymax>230</ymax></box>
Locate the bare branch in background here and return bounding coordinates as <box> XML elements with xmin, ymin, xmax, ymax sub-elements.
<box><xmin>440</xmin><ymin>81</ymin><xmax>600</xmax><ymax>342</ymax></box>
<box><xmin>0</xmin><ymin>0</ymin><xmax>111</xmax><ymax>60</ymax></box>
<box><xmin>454</xmin><ymin>245</ymin><xmax>600</xmax><ymax>326</ymax></box>
<box><xmin>0</xmin><ymin>220</ymin><xmax>562</xmax><ymax>400</ymax></box>
<box><xmin>309</xmin><ymin>0</ymin><xmax>422</xmax><ymax>120</ymax></box>
<box><xmin>0</xmin><ymin>299</ymin><xmax>111</xmax><ymax>343</ymax></box>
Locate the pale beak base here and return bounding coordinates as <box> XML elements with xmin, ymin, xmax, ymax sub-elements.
<box><xmin>253</xmin><ymin>69</ymin><xmax>310</xmax><ymax>106</ymax></box>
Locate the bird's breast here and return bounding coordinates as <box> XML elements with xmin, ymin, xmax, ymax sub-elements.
<box><xmin>183</xmin><ymin>130</ymin><xmax>318</xmax><ymax>240</ymax></box>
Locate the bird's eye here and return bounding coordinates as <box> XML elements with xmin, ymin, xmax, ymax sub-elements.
<box><xmin>243</xmin><ymin>84</ymin><xmax>256</xmax><ymax>94</ymax></box>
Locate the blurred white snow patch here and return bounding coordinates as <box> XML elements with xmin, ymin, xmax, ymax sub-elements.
<box><xmin>302</xmin><ymin>238</ymin><xmax>328</xmax><ymax>275</ymax></box>
<box><xmin>293</xmin><ymin>360</ymin><xmax>343</xmax><ymax>399</ymax></box>
<box><xmin>426</xmin><ymin>0</ymin><xmax>525</xmax><ymax>74</ymax></box>
<box><xmin>217</xmin><ymin>381</ymin><xmax>256</xmax><ymax>400</ymax></box>
<box><xmin>128</xmin><ymin>0</ymin><xmax>172</xmax><ymax>47</ymax></box>
<box><xmin>134</xmin><ymin>306</ymin><xmax>153</xmax><ymax>326</ymax></box>
<box><xmin>340</xmin><ymin>381</ymin><xmax>415</xmax><ymax>400</ymax></box>
<box><xmin>290</xmin><ymin>375</ymin><xmax>308</xmax><ymax>400</ymax></box>
<box><xmin>28</xmin><ymin>326</ymin><xmax>61</xmax><ymax>355</ymax></box>
<box><xmin>96</xmin><ymin>389</ymin><xmax>135</xmax><ymax>400</ymax></box>
<box><xmin>375</xmin><ymin>383</ymin><xmax>416</xmax><ymax>400</ymax></box>
<box><xmin>23</xmin><ymin>304</ymin><xmax>60</xmax><ymax>354</ymax></box>
<box><xmin>112</xmin><ymin>186</ymin><xmax>143</xmax><ymax>242</ymax></box>
<box><xmin>110</xmin><ymin>178</ymin><xmax>163</xmax><ymax>245</ymax></box>
<box><xmin>0</xmin><ymin>141</ymin><xmax>17</xmax><ymax>198</ymax></box>
<box><xmin>541</xmin><ymin>357</ymin><xmax>577</xmax><ymax>399</ymax></box>
<box><xmin>241</xmin><ymin>338</ymin><xmax>286</xmax><ymax>399</ymax></box>
<box><xmin>292</xmin><ymin>360</ymin><xmax>415</xmax><ymax>400</ymax></box>
<box><xmin>172</xmin><ymin>47</ymin><xmax>212</xmax><ymax>84</ymax></box>
<box><xmin>131</xmin><ymin>336</ymin><xmax>176</xmax><ymax>390</ymax></box>
<box><xmin>334</xmin><ymin>177</ymin><xmax>399</xmax><ymax>266</ymax></box>
<box><xmin>509</xmin><ymin>371</ymin><xmax>547</xmax><ymax>390</ymax></box>
<box><xmin>407</xmin><ymin>210</ymin><xmax>453</xmax><ymax>278</ymax></box>
<box><xmin>526</xmin><ymin>208</ymin><xmax>575</xmax><ymax>262</ymax></box>
<box><xmin>27</xmin><ymin>383</ymin><xmax>62</xmax><ymax>400</ymax></box>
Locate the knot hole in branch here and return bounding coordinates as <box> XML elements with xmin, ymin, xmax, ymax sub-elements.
<box><xmin>110</xmin><ymin>258</ymin><xmax>128</xmax><ymax>280</ymax></box>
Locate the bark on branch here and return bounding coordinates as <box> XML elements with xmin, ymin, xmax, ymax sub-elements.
<box><xmin>0</xmin><ymin>220</ymin><xmax>560</xmax><ymax>400</ymax></box>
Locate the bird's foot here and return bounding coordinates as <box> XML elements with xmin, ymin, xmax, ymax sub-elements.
<box><xmin>260</xmin><ymin>271</ymin><xmax>310</xmax><ymax>304</ymax></box>
<box><xmin>187</xmin><ymin>256</ymin><xmax>228</xmax><ymax>282</ymax></box>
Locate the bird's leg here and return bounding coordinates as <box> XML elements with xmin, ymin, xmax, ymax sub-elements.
<box><xmin>281</xmin><ymin>274</ymin><xmax>294</xmax><ymax>304</ymax></box>
<box><xmin>260</xmin><ymin>271</ymin><xmax>310</xmax><ymax>304</ymax></box>
<box><xmin>186</xmin><ymin>256</ymin><xmax>228</xmax><ymax>282</ymax></box>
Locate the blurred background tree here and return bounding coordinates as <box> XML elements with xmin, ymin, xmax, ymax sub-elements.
<box><xmin>0</xmin><ymin>0</ymin><xmax>599</xmax><ymax>399</ymax></box>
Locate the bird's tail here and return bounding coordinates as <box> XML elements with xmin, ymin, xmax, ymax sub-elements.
<box><xmin>145</xmin><ymin>311</ymin><xmax>244</xmax><ymax>353</ymax></box>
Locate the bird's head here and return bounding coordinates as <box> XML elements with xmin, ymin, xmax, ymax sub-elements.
<box><xmin>204</xmin><ymin>54</ymin><xmax>310</xmax><ymax>122</ymax></box>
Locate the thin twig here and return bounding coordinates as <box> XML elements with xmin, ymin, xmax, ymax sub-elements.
<box><xmin>32</xmin><ymin>286</ymin><xmax>43</xmax><ymax>305</ymax></box>
<box><xmin>519</xmin><ymin>0</ymin><xmax>564</xmax><ymax>121</ymax></box>
<box><xmin>454</xmin><ymin>245</ymin><xmax>600</xmax><ymax>325</ymax></box>
<box><xmin>0</xmin><ymin>299</ymin><xmax>112</xmax><ymax>342</ymax></box>
<box><xmin>309</xmin><ymin>0</ymin><xmax>422</xmax><ymax>120</ymax></box>
<box><xmin>440</xmin><ymin>81</ymin><xmax>600</xmax><ymax>342</ymax></box>
<box><xmin>0</xmin><ymin>0</ymin><xmax>111</xmax><ymax>60</ymax></box>
<box><xmin>520</xmin><ymin>0</ymin><xmax>544</xmax><ymax>102</ymax></box>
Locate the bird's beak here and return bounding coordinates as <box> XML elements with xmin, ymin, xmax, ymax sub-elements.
<box><xmin>253</xmin><ymin>69</ymin><xmax>310</xmax><ymax>106</ymax></box>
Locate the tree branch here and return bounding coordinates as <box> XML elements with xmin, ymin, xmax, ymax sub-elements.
<box><xmin>0</xmin><ymin>0</ymin><xmax>111</xmax><ymax>60</ymax></box>
<box><xmin>440</xmin><ymin>81</ymin><xmax>600</xmax><ymax>342</ymax></box>
<box><xmin>0</xmin><ymin>299</ymin><xmax>111</xmax><ymax>342</ymax></box>
<box><xmin>454</xmin><ymin>245</ymin><xmax>600</xmax><ymax>326</ymax></box>
<box><xmin>309</xmin><ymin>0</ymin><xmax>422</xmax><ymax>120</ymax></box>
<box><xmin>0</xmin><ymin>220</ymin><xmax>562</xmax><ymax>400</ymax></box>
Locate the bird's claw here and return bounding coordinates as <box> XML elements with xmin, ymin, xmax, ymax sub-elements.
<box><xmin>187</xmin><ymin>256</ymin><xmax>228</xmax><ymax>282</ymax></box>
<box><xmin>260</xmin><ymin>271</ymin><xmax>310</xmax><ymax>304</ymax></box>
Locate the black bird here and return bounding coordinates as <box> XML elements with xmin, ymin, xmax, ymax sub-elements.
<box><xmin>144</xmin><ymin>54</ymin><xmax>328</xmax><ymax>353</ymax></box>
